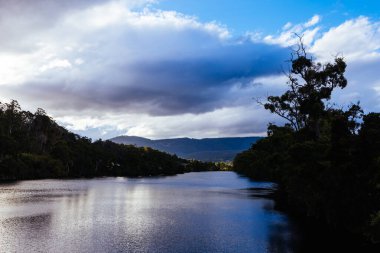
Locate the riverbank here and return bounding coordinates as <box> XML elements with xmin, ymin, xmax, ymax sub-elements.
<box><xmin>262</xmin><ymin>186</ymin><xmax>380</xmax><ymax>252</ymax></box>
<box><xmin>238</xmin><ymin>175</ymin><xmax>380</xmax><ymax>252</ymax></box>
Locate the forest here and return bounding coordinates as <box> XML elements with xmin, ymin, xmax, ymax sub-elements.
<box><xmin>0</xmin><ymin>101</ymin><xmax>217</xmax><ymax>180</ymax></box>
<box><xmin>233</xmin><ymin>44</ymin><xmax>380</xmax><ymax>244</ymax></box>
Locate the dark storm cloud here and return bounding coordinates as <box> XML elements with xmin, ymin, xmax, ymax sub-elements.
<box><xmin>5</xmin><ymin>41</ymin><xmax>288</xmax><ymax>116</ymax></box>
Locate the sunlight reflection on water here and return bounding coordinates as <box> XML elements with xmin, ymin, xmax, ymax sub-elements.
<box><xmin>0</xmin><ymin>172</ymin><xmax>294</xmax><ymax>253</ymax></box>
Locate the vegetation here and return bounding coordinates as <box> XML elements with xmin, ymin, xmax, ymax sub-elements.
<box><xmin>233</xmin><ymin>43</ymin><xmax>380</xmax><ymax>243</ymax></box>
<box><xmin>111</xmin><ymin>135</ymin><xmax>262</xmax><ymax>162</ymax></box>
<box><xmin>184</xmin><ymin>160</ymin><xmax>218</xmax><ymax>172</ymax></box>
<box><xmin>215</xmin><ymin>161</ymin><xmax>233</xmax><ymax>171</ymax></box>
<box><xmin>0</xmin><ymin>100</ymin><xmax>217</xmax><ymax>180</ymax></box>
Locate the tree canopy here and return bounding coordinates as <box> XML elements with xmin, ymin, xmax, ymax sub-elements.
<box><xmin>234</xmin><ymin>42</ymin><xmax>380</xmax><ymax>244</ymax></box>
<box><xmin>0</xmin><ymin>100</ymin><xmax>217</xmax><ymax>180</ymax></box>
<box><xmin>264</xmin><ymin>44</ymin><xmax>347</xmax><ymax>138</ymax></box>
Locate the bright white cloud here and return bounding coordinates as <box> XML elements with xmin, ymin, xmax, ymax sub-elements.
<box><xmin>304</xmin><ymin>15</ymin><xmax>321</xmax><ymax>28</ymax></box>
<box><xmin>311</xmin><ymin>17</ymin><xmax>380</xmax><ymax>61</ymax></box>
<box><xmin>308</xmin><ymin>17</ymin><xmax>380</xmax><ymax>113</ymax></box>
<box><xmin>263</xmin><ymin>14</ymin><xmax>321</xmax><ymax>47</ymax></box>
<box><xmin>260</xmin><ymin>15</ymin><xmax>380</xmax><ymax>117</ymax></box>
<box><xmin>40</xmin><ymin>59</ymin><xmax>72</xmax><ymax>72</ymax></box>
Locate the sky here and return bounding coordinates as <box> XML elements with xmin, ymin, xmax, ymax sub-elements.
<box><xmin>1</xmin><ymin>0</ymin><xmax>380</xmax><ymax>140</ymax></box>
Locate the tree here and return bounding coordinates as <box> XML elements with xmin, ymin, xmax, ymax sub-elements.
<box><xmin>4</xmin><ymin>100</ymin><xmax>22</xmax><ymax>135</ymax></box>
<box><xmin>1</xmin><ymin>99</ymin><xmax>214</xmax><ymax>180</ymax></box>
<box><xmin>263</xmin><ymin>39</ymin><xmax>347</xmax><ymax>139</ymax></box>
<box><xmin>235</xmin><ymin>38</ymin><xmax>380</xmax><ymax>244</ymax></box>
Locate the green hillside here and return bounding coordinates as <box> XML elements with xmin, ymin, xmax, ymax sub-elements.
<box><xmin>0</xmin><ymin>100</ymin><xmax>215</xmax><ymax>180</ymax></box>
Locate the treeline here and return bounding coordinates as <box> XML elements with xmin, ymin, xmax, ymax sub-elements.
<box><xmin>184</xmin><ymin>160</ymin><xmax>232</xmax><ymax>172</ymax></box>
<box><xmin>0</xmin><ymin>100</ymin><xmax>215</xmax><ymax>180</ymax></box>
<box><xmin>234</xmin><ymin>46</ymin><xmax>380</xmax><ymax>244</ymax></box>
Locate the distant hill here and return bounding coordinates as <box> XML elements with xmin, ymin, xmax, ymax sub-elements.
<box><xmin>109</xmin><ymin>136</ymin><xmax>263</xmax><ymax>161</ymax></box>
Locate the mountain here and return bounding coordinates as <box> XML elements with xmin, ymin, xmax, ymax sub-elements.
<box><xmin>110</xmin><ymin>136</ymin><xmax>263</xmax><ymax>161</ymax></box>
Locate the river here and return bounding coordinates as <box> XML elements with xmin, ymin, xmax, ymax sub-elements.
<box><xmin>0</xmin><ymin>172</ymin><xmax>299</xmax><ymax>252</ymax></box>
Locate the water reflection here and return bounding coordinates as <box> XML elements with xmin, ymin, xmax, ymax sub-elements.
<box><xmin>0</xmin><ymin>172</ymin><xmax>295</xmax><ymax>252</ymax></box>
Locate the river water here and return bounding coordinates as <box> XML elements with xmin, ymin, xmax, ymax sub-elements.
<box><xmin>0</xmin><ymin>172</ymin><xmax>298</xmax><ymax>253</ymax></box>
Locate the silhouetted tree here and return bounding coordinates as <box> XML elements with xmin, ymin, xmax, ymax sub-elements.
<box><xmin>264</xmin><ymin>40</ymin><xmax>347</xmax><ymax>139</ymax></box>
<box><xmin>234</xmin><ymin>40</ymin><xmax>380</xmax><ymax>244</ymax></box>
<box><xmin>0</xmin><ymin>99</ymin><xmax>216</xmax><ymax>180</ymax></box>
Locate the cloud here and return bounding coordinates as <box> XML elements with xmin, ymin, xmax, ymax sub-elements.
<box><xmin>52</xmin><ymin>72</ymin><xmax>288</xmax><ymax>140</ymax></box>
<box><xmin>258</xmin><ymin>15</ymin><xmax>380</xmax><ymax>117</ymax></box>
<box><xmin>0</xmin><ymin>0</ymin><xmax>107</xmax><ymax>52</ymax></box>
<box><xmin>307</xmin><ymin>17</ymin><xmax>380</xmax><ymax>114</ymax></box>
<box><xmin>304</xmin><ymin>15</ymin><xmax>321</xmax><ymax>28</ymax></box>
<box><xmin>311</xmin><ymin>17</ymin><xmax>380</xmax><ymax>61</ymax></box>
<box><xmin>0</xmin><ymin>0</ymin><xmax>289</xmax><ymax>118</ymax></box>
<box><xmin>2</xmin><ymin>2</ymin><xmax>379</xmax><ymax>139</ymax></box>
<box><xmin>57</xmin><ymin>105</ymin><xmax>277</xmax><ymax>140</ymax></box>
<box><xmin>263</xmin><ymin>15</ymin><xmax>321</xmax><ymax>47</ymax></box>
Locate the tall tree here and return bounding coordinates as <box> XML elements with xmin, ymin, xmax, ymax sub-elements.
<box><xmin>264</xmin><ymin>40</ymin><xmax>347</xmax><ymax>138</ymax></box>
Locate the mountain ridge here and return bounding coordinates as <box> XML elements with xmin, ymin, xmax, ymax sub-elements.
<box><xmin>109</xmin><ymin>135</ymin><xmax>263</xmax><ymax>161</ymax></box>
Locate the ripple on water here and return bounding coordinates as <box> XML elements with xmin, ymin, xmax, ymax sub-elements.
<box><xmin>0</xmin><ymin>172</ymin><xmax>295</xmax><ymax>253</ymax></box>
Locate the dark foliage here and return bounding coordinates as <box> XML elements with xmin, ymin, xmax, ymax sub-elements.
<box><xmin>0</xmin><ymin>100</ymin><xmax>216</xmax><ymax>180</ymax></box>
<box><xmin>234</xmin><ymin>45</ymin><xmax>380</xmax><ymax>244</ymax></box>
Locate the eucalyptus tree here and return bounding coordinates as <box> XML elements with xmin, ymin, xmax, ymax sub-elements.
<box><xmin>264</xmin><ymin>41</ymin><xmax>347</xmax><ymax>138</ymax></box>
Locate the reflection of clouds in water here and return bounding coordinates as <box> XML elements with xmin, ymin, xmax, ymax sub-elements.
<box><xmin>0</xmin><ymin>172</ymin><xmax>296</xmax><ymax>253</ymax></box>
<box><xmin>0</xmin><ymin>182</ymin><xmax>87</xmax><ymax>219</ymax></box>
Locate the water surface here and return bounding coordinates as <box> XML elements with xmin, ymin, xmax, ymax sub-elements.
<box><xmin>0</xmin><ymin>172</ymin><xmax>295</xmax><ymax>252</ymax></box>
